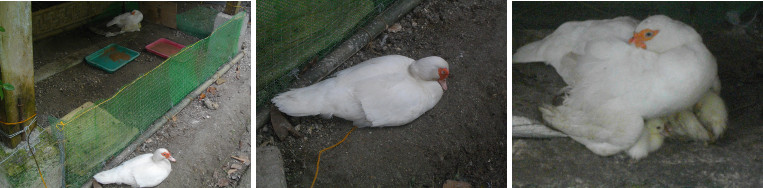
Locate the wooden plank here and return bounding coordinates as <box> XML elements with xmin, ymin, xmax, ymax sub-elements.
<box><xmin>0</xmin><ymin>1</ymin><xmax>36</xmax><ymax>148</ymax></box>
<box><xmin>140</xmin><ymin>2</ymin><xmax>177</xmax><ymax>29</ymax></box>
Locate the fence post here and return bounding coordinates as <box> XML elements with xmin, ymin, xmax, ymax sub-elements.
<box><xmin>0</xmin><ymin>1</ymin><xmax>36</xmax><ymax>148</ymax></box>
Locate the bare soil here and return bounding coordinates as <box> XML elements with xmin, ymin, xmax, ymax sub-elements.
<box><xmin>257</xmin><ymin>0</ymin><xmax>507</xmax><ymax>187</ymax></box>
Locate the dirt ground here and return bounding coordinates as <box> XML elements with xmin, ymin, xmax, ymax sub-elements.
<box><xmin>513</xmin><ymin>2</ymin><xmax>763</xmax><ymax>187</ymax></box>
<box><xmin>31</xmin><ymin>2</ymin><xmax>252</xmax><ymax>187</ymax></box>
<box><xmin>257</xmin><ymin>0</ymin><xmax>507</xmax><ymax>187</ymax></box>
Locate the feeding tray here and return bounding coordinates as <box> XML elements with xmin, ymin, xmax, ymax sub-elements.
<box><xmin>85</xmin><ymin>44</ymin><xmax>140</xmax><ymax>73</ymax></box>
<box><xmin>146</xmin><ymin>38</ymin><xmax>185</xmax><ymax>58</ymax></box>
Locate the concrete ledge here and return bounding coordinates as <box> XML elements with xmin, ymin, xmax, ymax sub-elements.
<box><xmin>256</xmin><ymin>146</ymin><xmax>286</xmax><ymax>188</ymax></box>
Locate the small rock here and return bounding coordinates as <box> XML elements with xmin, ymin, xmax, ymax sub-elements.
<box><xmin>145</xmin><ymin>138</ymin><xmax>153</xmax><ymax>143</ymax></box>
<box><xmin>215</xmin><ymin>78</ymin><xmax>227</xmax><ymax>85</ymax></box>
<box><xmin>203</xmin><ymin>99</ymin><xmax>219</xmax><ymax>110</ymax></box>
<box><xmin>270</xmin><ymin>106</ymin><xmax>294</xmax><ymax>141</ymax></box>
<box><xmin>387</xmin><ymin>23</ymin><xmax>403</xmax><ymax>33</ymax></box>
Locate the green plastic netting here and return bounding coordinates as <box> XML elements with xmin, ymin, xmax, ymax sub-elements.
<box><xmin>24</xmin><ymin>11</ymin><xmax>246</xmax><ymax>188</ymax></box>
<box><xmin>255</xmin><ymin>0</ymin><xmax>396</xmax><ymax>110</ymax></box>
<box><xmin>177</xmin><ymin>6</ymin><xmax>221</xmax><ymax>39</ymax></box>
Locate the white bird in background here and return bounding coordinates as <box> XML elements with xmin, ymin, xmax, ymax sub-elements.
<box><xmin>517</xmin><ymin>15</ymin><xmax>718</xmax><ymax>158</ymax></box>
<box><xmin>105</xmin><ymin>10</ymin><xmax>144</xmax><ymax>37</ymax></box>
<box><xmin>93</xmin><ymin>148</ymin><xmax>176</xmax><ymax>187</ymax></box>
<box><xmin>272</xmin><ymin>55</ymin><xmax>449</xmax><ymax>128</ymax></box>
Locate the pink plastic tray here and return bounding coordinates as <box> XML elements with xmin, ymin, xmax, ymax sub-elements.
<box><xmin>145</xmin><ymin>38</ymin><xmax>185</xmax><ymax>58</ymax></box>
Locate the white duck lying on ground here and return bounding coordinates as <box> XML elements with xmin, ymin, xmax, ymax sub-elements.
<box><xmin>272</xmin><ymin>55</ymin><xmax>449</xmax><ymax>127</ymax></box>
<box><xmin>93</xmin><ymin>148</ymin><xmax>176</xmax><ymax>187</ymax></box>
<box><xmin>105</xmin><ymin>10</ymin><xmax>143</xmax><ymax>37</ymax></box>
<box><xmin>514</xmin><ymin>15</ymin><xmax>719</xmax><ymax>159</ymax></box>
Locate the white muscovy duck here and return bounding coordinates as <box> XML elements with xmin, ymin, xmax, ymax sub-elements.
<box><xmin>105</xmin><ymin>10</ymin><xmax>143</xmax><ymax>37</ymax></box>
<box><xmin>521</xmin><ymin>15</ymin><xmax>718</xmax><ymax>158</ymax></box>
<box><xmin>272</xmin><ymin>55</ymin><xmax>449</xmax><ymax>127</ymax></box>
<box><xmin>93</xmin><ymin>148</ymin><xmax>176</xmax><ymax>187</ymax></box>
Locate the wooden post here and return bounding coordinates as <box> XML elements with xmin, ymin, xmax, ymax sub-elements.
<box><xmin>223</xmin><ymin>1</ymin><xmax>241</xmax><ymax>15</ymax></box>
<box><xmin>0</xmin><ymin>1</ymin><xmax>35</xmax><ymax>148</ymax></box>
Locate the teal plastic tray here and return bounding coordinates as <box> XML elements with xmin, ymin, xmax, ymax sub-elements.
<box><xmin>85</xmin><ymin>44</ymin><xmax>140</xmax><ymax>73</ymax></box>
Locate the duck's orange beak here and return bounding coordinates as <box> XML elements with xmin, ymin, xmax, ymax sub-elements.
<box><xmin>629</xmin><ymin>29</ymin><xmax>659</xmax><ymax>49</ymax></box>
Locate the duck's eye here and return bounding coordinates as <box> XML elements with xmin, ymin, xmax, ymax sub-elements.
<box><xmin>440</xmin><ymin>70</ymin><xmax>446</xmax><ymax>74</ymax></box>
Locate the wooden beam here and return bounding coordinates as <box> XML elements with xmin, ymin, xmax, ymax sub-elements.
<box><xmin>140</xmin><ymin>2</ymin><xmax>178</xmax><ymax>29</ymax></box>
<box><xmin>223</xmin><ymin>1</ymin><xmax>241</xmax><ymax>15</ymax></box>
<box><xmin>0</xmin><ymin>1</ymin><xmax>36</xmax><ymax>148</ymax></box>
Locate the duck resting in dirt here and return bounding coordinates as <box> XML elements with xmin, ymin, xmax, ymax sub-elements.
<box><xmin>93</xmin><ymin>148</ymin><xmax>176</xmax><ymax>187</ymax></box>
<box><xmin>272</xmin><ymin>55</ymin><xmax>449</xmax><ymax>127</ymax></box>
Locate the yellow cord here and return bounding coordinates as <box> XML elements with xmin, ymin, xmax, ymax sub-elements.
<box><xmin>35</xmin><ymin>160</ymin><xmax>47</xmax><ymax>188</ymax></box>
<box><xmin>0</xmin><ymin>113</ymin><xmax>36</xmax><ymax>125</ymax></box>
<box><xmin>311</xmin><ymin>126</ymin><xmax>356</xmax><ymax>188</ymax></box>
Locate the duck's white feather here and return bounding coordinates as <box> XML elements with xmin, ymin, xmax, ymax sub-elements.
<box><xmin>513</xmin><ymin>16</ymin><xmax>638</xmax><ymax>84</ymax></box>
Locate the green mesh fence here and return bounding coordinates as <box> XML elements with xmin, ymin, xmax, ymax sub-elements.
<box><xmin>256</xmin><ymin>0</ymin><xmax>396</xmax><ymax>110</ymax></box>
<box><xmin>25</xmin><ymin>11</ymin><xmax>247</xmax><ymax>188</ymax></box>
<box><xmin>177</xmin><ymin>6</ymin><xmax>221</xmax><ymax>39</ymax></box>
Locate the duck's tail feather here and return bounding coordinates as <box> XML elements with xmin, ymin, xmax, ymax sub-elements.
<box><xmin>272</xmin><ymin>81</ymin><xmax>335</xmax><ymax>117</ymax></box>
<box><xmin>512</xmin><ymin>41</ymin><xmax>545</xmax><ymax>63</ymax></box>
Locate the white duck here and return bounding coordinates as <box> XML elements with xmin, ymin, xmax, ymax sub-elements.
<box><xmin>530</xmin><ymin>15</ymin><xmax>718</xmax><ymax>157</ymax></box>
<box><xmin>272</xmin><ymin>55</ymin><xmax>449</xmax><ymax>127</ymax></box>
<box><xmin>105</xmin><ymin>10</ymin><xmax>143</xmax><ymax>37</ymax></box>
<box><xmin>93</xmin><ymin>148</ymin><xmax>176</xmax><ymax>187</ymax></box>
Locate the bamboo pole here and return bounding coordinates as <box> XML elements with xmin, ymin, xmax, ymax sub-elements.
<box><xmin>0</xmin><ymin>1</ymin><xmax>36</xmax><ymax>148</ymax></box>
<box><xmin>223</xmin><ymin>1</ymin><xmax>241</xmax><ymax>15</ymax></box>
